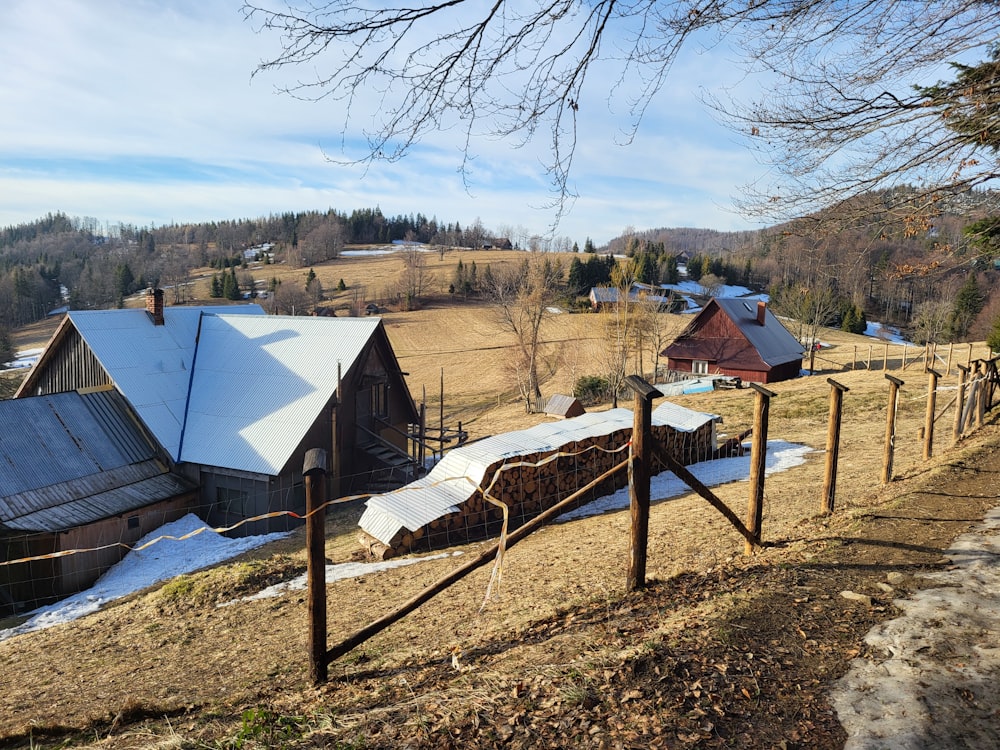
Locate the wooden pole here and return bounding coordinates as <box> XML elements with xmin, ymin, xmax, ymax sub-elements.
<box><xmin>882</xmin><ymin>375</ymin><xmax>903</xmax><ymax>483</ymax></box>
<box><xmin>303</xmin><ymin>449</ymin><xmax>328</xmax><ymax>684</ymax></box>
<box><xmin>745</xmin><ymin>383</ymin><xmax>776</xmax><ymax>555</ymax></box>
<box><xmin>440</xmin><ymin>367</ymin><xmax>445</xmax><ymax>446</ymax></box>
<box><xmin>976</xmin><ymin>360</ymin><xmax>987</xmax><ymax>430</ymax></box>
<box><xmin>954</xmin><ymin>364</ymin><xmax>968</xmax><ymax>444</ymax></box>
<box><xmin>946</xmin><ymin>343</ymin><xmax>954</xmax><ymax>377</ymax></box>
<box><xmin>326</xmin><ymin>458</ymin><xmax>629</xmax><ymax>663</ymax></box>
<box><xmin>418</xmin><ymin>401</ymin><xmax>427</xmax><ymax>468</ymax></box>
<box><xmin>881</xmin><ymin>343</ymin><xmax>887</xmax><ymax>371</ymax></box>
<box><xmin>625</xmin><ymin>375</ymin><xmax>659</xmax><ymax>592</ymax></box>
<box><xmin>822</xmin><ymin>379</ymin><xmax>849</xmax><ymax>515</ymax></box>
<box><xmin>923</xmin><ymin>369</ymin><xmax>939</xmax><ymax>460</ymax></box>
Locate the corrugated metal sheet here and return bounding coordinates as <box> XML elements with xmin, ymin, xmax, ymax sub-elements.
<box><xmin>710</xmin><ymin>299</ymin><xmax>804</xmax><ymax>367</ymax></box>
<box><xmin>0</xmin><ymin>391</ymin><xmax>155</xmax><ymax>497</ymax></box>
<box><xmin>0</xmin><ymin>389</ymin><xmax>198</xmax><ymax>533</ymax></box>
<box><xmin>69</xmin><ymin>305</ymin><xmax>265</xmax><ymax>459</ymax></box>
<box><xmin>4</xmin><ymin>471</ymin><xmax>196</xmax><ymax>532</ymax></box>
<box><xmin>180</xmin><ymin>315</ymin><xmax>380</xmax><ymax>475</ymax></box>
<box><xmin>360</xmin><ymin>403</ymin><xmax>717</xmax><ymax>545</ymax></box>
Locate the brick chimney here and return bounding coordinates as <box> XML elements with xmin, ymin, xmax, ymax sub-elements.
<box><xmin>146</xmin><ymin>287</ymin><xmax>165</xmax><ymax>326</ymax></box>
<box><xmin>756</xmin><ymin>300</ymin><xmax>767</xmax><ymax>326</ymax></box>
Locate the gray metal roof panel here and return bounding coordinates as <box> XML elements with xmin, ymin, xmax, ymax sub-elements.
<box><xmin>4</xmin><ymin>471</ymin><xmax>196</xmax><ymax>533</ymax></box>
<box><xmin>180</xmin><ymin>315</ymin><xmax>380</xmax><ymax>475</ymax></box>
<box><xmin>0</xmin><ymin>391</ymin><xmax>156</xmax><ymax>497</ymax></box>
<box><xmin>712</xmin><ymin>298</ymin><xmax>804</xmax><ymax>366</ymax></box>
<box><xmin>68</xmin><ymin>305</ymin><xmax>264</xmax><ymax>459</ymax></box>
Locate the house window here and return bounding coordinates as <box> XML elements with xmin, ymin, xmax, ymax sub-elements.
<box><xmin>216</xmin><ymin>485</ymin><xmax>250</xmax><ymax>518</ymax></box>
<box><xmin>371</xmin><ymin>382</ymin><xmax>389</xmax><ymax>419</ymax></box>
<box><xmin>692</xmin><ymin>360</ymin><xmax>709</xmax><ymax>375</ymax></box>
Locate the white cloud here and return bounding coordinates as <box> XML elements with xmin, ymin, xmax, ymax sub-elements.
<box><xmin>0</xmin><ymin>0</ymin><xmax>766</xmax><ymax>244</ymax></box>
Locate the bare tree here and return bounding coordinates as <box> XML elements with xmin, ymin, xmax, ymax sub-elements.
<box><xmin>482</xmin><ymin>256</ymin><xmax>563</xmax><ymax>411</ymax></box>
<box><xmin>599</xmin><ymin>261</ymin><xmax>639</xmax><ymax>408</ymax></box>
<box><xmin>243</xmin><ymin>1</ymin><xmax>999</xmax><ymax>228</ymax></box>
<box><xmin>397</xmin><ymin>248</ymin><xmax>433</xmax><ymax>310</ymax></box>
<box><xmin>301</xmin><ymin>221</ymin><xmax>345</xmax><ymax>266</ymax></box>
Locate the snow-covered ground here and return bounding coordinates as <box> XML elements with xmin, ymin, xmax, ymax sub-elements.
<box><xmin>0</xmin><ymin>441</ymin><xmax>811</xmax><ymax>639</ymax></box>
<box><xmin>832</xmin><ymin>506</ymin><xmax>1000</xmax><ymax>748</ymax></box>
<box><xmin>0</xmin><ymin>515</ymin><xmax>286</xmax><ymax>642</ymax></box>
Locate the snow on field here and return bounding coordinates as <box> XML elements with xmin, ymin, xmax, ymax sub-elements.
<box><xmin>6</xmin><ymin>348</ymin><xmax>43</xmax><ymax>369</ymax></box>
<box><xmin>560</xmin><ymin>440</ymin><xmax>811</xmax><ymax>521</ymax></box>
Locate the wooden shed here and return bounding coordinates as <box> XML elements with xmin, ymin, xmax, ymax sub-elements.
<box><xmin>0</xmin><ymin>390</ymin><xmax>197</xmax><ymax>615</ymax></box>
<box><xmin>661</xmin><ymin>298</ymin><xmax>804</xmax><ymax>384</ymax></box>
<box><xmin>543</xmin><ymin>394</ymin><xmax>586</xmax><ymax>418</ymax></box>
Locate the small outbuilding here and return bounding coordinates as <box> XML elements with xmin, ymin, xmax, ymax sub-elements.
<box><xmin>661</xmin><ymin>298</ymin><xmax>804</xmax><ymax>384</ymax></box>
<box><xmin>0</xmin><ymin>389</ymin><xmax>197</xmax><ymax>614</ymax></box>
<box><xmin>543</xmin><ymin>394</ymin><xmax>586</xmax><ymax>418</ymax></box>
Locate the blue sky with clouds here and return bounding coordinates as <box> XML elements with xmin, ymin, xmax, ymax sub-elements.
<box><xmin>1</xmin><ymin>0</ymin><xmax>767</xmax><ymax>245</ymax></box>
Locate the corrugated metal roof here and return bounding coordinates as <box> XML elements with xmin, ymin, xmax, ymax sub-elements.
<box><xmin>61</xmin><ymin>306</ymin><xmax>383</xmax><ymax>476</ymax></box>
<box><xmin>3</xmin><ymin>471</ymin><xmax>196</xmax><ymax>533</ymax></box>
<box><xmin>0</xmin><ymin>390</ymin><xmax>154</xmax><ymax>497</ymax></box>
<box><xmin>0</xmin><ymin>390</ymin><xmax>197</xmax><ymax>533</ymax></box>
<box><xmin>69</xmin><ymin>305</ymin><xmax>265</xmax><ymax>459</ymax></box>
<box><xmin>360</xmin><ymin>403</ymin><xmax>717</xmax><ymax>545</ymax></box>
<box><xmin>180</xmin><ymin>315</ymin><xmax>381</xmax><ymax>475</ymax></box>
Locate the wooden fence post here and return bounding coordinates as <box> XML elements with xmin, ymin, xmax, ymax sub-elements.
<box><xmin>745</xmin><ymin>383</ymin><xmax>776</xmax><ymax>555</ymax></box>
<box><xmin>946</xmin><ymin>343</ymin><xmax>954</xmax><ymax>377</ymax></box>
<box><xmin>923</xmin><ymin>369</ymin><xmax>940</xmax><ymax>460</ymax></box>
<box><xmin>882</xmin><ymin>375</ymin><xmax>904</xmax><ymax>484</ymax></box>
<box><xmin>822</xmin><ymin>379</ymin><xmax>849</xmax><ymax>515</ymax></box>
<box><xmin>976</xmin><ymin>360</ymin><xmax>987</xmax><ymax>430</ymax></box>
<box><xmin>625</xmin><ymin>375</ymin><xmax>659</xmax><ymax>592</ymax></box>
<box><xmin>304</xmin><ymin>448</ymin><xmax>329</xmax><ymax>684</ymax></box>
<box><xmin>954</xmin><ymin>364</ymin><xmax>968</xmax><ymax>444</ymax></box>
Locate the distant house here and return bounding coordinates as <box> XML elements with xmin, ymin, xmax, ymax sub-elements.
<box><xmin>661</xmin><ymin>298</ymin><xmax>804</xmax><ymax>384</ymax></box>
<box><xmin>16</xmin><ymin>288</ymin><xmax>420</xmax><ymax>537</ymax></box>
<box><xmin>0</xmin><ymin>389</ymin><xmax>197</xmax><ymax>615</ymax></box>
<box><xmin>588</xmin><ymin>283</ymin><xmax>680</xmax><ymax>312</ymax></box>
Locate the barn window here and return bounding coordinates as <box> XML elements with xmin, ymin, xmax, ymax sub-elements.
<box><xmin>127</xmin><ymin>515</ymin><xmax>140</xmax><ymax>530</ymax></box>
<box><xmin>371</xmin><ymin>382</ymin><xmax>389</xmax><ymax>419</ymax></box>
<box><xmin>693</xmin><ymin>360</ymin><xmax>709</xmax><ymax>375</ymax></box>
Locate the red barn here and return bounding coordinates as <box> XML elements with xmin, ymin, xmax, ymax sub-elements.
<box><xmin>662</xmin><ymin>298</ymin><xmax>804</xmax><ymax>384</ymax></box>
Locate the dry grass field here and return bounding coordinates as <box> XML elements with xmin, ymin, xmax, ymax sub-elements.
<box><xmin>2</xmin><ymin>248</ymin><xmax>999</xmax><ymax>748</ymax></box>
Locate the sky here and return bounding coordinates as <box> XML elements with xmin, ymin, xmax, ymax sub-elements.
<box><xmin>0</xmin><ymin>0</ymin><xmax>767</xmax><ymax>246</ymax></box>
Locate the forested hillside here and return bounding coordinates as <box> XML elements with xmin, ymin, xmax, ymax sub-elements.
<box><xmin>4</xmin><ymin>187</ymin><xmax>1000</xmax><ymax>364</ymax></box>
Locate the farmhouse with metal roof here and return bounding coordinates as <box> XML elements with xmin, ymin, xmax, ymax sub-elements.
<box><xmin>15</xmin><ymin>289</ymin><xmax>419</xmax><ymax>538</ymax></box>
<box><xmin>661</xmin><ymin>298</ymin><xmax>804</xmax><ymax>384</ymax></box>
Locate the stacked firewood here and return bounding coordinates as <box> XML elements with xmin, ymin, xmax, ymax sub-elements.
<box><xmin>358</xmin><ymin>419</ymin><xmax>715</xmax><ymax>559</ymax></box>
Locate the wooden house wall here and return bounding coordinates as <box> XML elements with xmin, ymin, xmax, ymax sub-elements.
<box><xmin>0</xmin><ymin>491</ymin><xmax>194</xmax><ymax>615</ymax></box>
<box><xmin>0</xmin><ymin>534</ymin><xmax>57</xmax><ymax>617</ymax></box>
<box><xmin>198</xmin><ymin>468</ymin><xmax>300</xmax><ymax>537</ymax></box>
<box><xmin>57</xmin><ymin>492</ymin><xmax>195</xmax><ymax>594</ymax></box>
<box><xmin>20</xmin><ymin>326</ymin><xmax>110</xmax><ymax>397</ymax></box>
